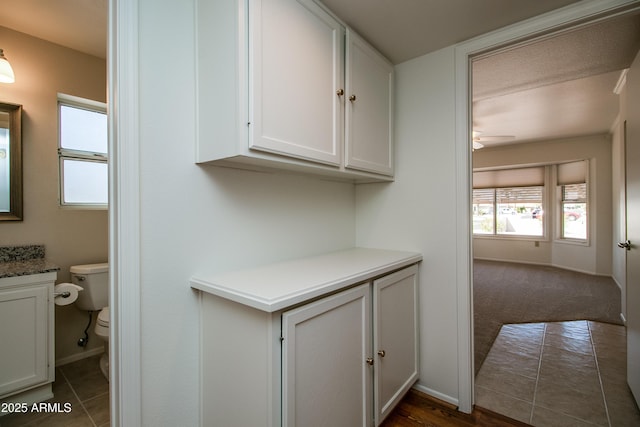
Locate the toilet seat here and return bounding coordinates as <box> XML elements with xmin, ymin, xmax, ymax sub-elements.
<box><xmin>94</xmin><ymin>306</ymin><xmax>110</xmax><ymax>380</ymax></box>
<box><xmin>97</xmin><ymin>306</ymin><xmax>109</xmax><ymax>327</ymax></box>
<box><xmin>95</xmin><ymin>307</ymin><xmax>109</xmax><ymax>338</ymax></box>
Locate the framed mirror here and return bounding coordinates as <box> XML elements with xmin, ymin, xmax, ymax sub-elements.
<box><xmin>0</xmin><ymin>102</ymin><xmax>22</xmax><ymax>221</ymax></box>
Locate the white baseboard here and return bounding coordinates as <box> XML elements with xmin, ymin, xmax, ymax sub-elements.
<box><xmin>474</xmin><ymin>256</ymin><xmax>548</xmax><ymax>268</ymax></box>
<box><xmin>412</xmin><ymin>383</ymin><xmax>459</xmax><ymax>408</ymax></box>
<box><xmin>612</xmin><ymin>275</ymin><xmax>624</xmax><ymax>291</ymax></box>
<box><xmin>55</xmin><ymin>347</ymin><xmax>104</xmax><ymax>367</ymax></box>
<box><xmin>473</xmin><ymin>257</ymin><xmax>611</xmax><ymax>277</ymax></box>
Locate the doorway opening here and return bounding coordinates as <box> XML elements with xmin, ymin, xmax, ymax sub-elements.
<box><xmin>468</xmin><ymin>7</ymin><xmax>640</xmax><ymax>425</ymax></box>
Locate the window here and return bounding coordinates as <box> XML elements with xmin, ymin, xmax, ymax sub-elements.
<box><xmin>561</xmin><ymin>182</ymin><xmax>587</xmax><ymax>240</ymax></box>
<box><xmin>473</xmin><ymin>167</ymin><xmax>545</xmax><ymax>237</ymax></box>
<box><xmin>472</xmin><ymin>188</ymin><xmax>495</xmax><ymax>234</ymax></box>
<box><xmin>558</xmin><ymin>161</ymin><xmax>588</xmax><ymax>241</ymax></box>
<box><xmin>58</xmin><ymin>94</ymin><xmax>108</xmax><ymax>207</ymax></box>
<box><xmin>473</xmin><ymin>186</ymin><xmax>544</xmax><ymax>236</ymax></box>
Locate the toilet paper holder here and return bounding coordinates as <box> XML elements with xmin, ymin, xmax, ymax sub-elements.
<box><xmin>53</xmin><ymin>283</ymin><xmax>83</xmax><ymax>306</ymax></box>
<box><xmin>55</xmin><ymin>291</ymin><xmax>72</xmax><ymax>298</ymax></box>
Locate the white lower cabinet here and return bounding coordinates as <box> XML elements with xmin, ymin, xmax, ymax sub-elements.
<box><xmin>283</xmin><ymin>265</ymin><xmax>419</xmax><ymax>426</ymax></box>
<box><xmin>282</xmin><ymin>284</ymin><xmax>373</xmax><ymax>427</ymax></box>
<box><xmin>0</xmin><ymin>273</ymin><xmax>56</xmax><ymax>405</ymax></box>
<box><xmin>195</xmin><ymin>252</ymin><xmax>419</xmax><ymax>427</ymax></box>
<box><xmin>373</xmin><ymin>266</ymin><xmax>420</xmax><ymax>423</ymax></box>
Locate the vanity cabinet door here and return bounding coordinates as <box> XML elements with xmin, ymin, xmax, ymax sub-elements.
<box><xmin>0</xmin><ymin>284</ymin><xmax>50</xmax><ymax>397</ymax></box>
<box><xmin>250</xmin><ymin>0</ymin><xmax>344</xmax><ymax>166</ymax></box>
<box><xmin>282</xmin><ymin>283</ymin><xmax>373</xmax><ymax>427</ymax></box>
<box><xmin>373</xmin><ymin>264</ymin><xmax>419</xmax><ymax>425</ymax></box>
<box><xmin>345</xmin><ymin>28</ymin><xmax>394</xmax><ymax>176</ymax></box>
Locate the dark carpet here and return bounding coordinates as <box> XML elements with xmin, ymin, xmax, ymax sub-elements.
<box><xmin>473</xmin><ymin>259</ymin><xmax>623</xmax><ymax>374</ymax></box>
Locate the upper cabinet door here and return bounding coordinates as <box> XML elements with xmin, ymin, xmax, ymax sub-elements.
<box><xmin>250</xmin><ymin>0</ymin><xmax>344</xmax><ymax>166</ymax></box>
<box><xmin>345</xmin><ymin>29</ymin><xmax>394</xmax><ymax>176</ymax></box>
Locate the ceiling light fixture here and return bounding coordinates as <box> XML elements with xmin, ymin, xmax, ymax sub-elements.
<box><xmin>0</xmin><ymin>49</ymin><xmax>16</xmax><ymax>83</ymax></box>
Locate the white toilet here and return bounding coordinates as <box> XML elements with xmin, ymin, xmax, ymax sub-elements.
<box><xmin>71</xmin><ymin>262</ymin><xmax>110</xmax><ymax>380</ymax></box>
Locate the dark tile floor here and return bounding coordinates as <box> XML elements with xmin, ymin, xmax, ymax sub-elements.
<box><xmin>0</xmin><ymin>355</ymin><xmax>109</xmax><ymax>426</ymax></box>
<box><xmin>476</xmin><ymin>320</ymin><xmax>640</xmax><ymax>426</ymax></box>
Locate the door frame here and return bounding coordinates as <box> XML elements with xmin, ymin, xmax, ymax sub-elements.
<box><xmin>453</xmin><ymin>0</ymin><xmax>640</xmax><ymax>413</ymax></box>
<box><xmin>109</xmin><ymin>0</ymin><xmax>142</xmax><ymax>425</ymax></box>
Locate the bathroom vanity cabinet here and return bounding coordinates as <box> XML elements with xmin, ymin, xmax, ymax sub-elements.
<box><xmin>0</xmin><ymin>272</ymin><xmax>56</xmax><ymax>406</ymax></box>
<box><xmin>191</xmin><ymin>248</ymin><xmax>421</xmax><ymax>426</ymax></box>
<box><xmin>196</xmin><ymin>0</ymin><xmax>394</xmax><ymax>182</ymax></box>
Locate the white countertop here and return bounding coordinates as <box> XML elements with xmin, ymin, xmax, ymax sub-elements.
<box><xmin>190</xmin><ymin>247</ymin><xmax>422</xmax><ymax>312</ymax></box>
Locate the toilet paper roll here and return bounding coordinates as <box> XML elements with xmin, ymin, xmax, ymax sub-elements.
<box><xmin>54</xmin><ymin>283</ymin><xmax>83</xmax><ymax>306</ymax></box>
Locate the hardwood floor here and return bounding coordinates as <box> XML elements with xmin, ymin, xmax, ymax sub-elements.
<box><xmin>382</xmin><ymin>389</ymin><xmax>531</xmax><ymax>427</ymax></box>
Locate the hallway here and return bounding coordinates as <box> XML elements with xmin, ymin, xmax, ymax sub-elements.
<box><xmin>475</xmin><ymin>320</ymin><xmax>640</xmax><ymax>426</ymax></box>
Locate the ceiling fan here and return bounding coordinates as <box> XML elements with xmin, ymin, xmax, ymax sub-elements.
<box><xmin>472</xmin><ymin>131</ymin><xmax>515</xmax><ymax>150</ymax></box>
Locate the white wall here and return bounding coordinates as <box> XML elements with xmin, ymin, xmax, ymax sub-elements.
<box><xmin>356</xmin><ymin>47</ymin><xmax>461</xmax><ymax>403</ymax></box>
<box><xmin>137</xmin><ymin>1</ymin><xmax>355</xmax><ymax>424</ymax></box>
<box><xmin>0</xmin><ymin>26</ymin><xmax>108</xmax><ymax>363</ymax></box>
<box><xmin>473</xmin><ymin>135</ymin><xmax>613</xmax><ymax>275</ymax></box>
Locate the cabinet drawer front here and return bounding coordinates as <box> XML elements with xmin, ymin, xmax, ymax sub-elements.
<box><xmin>250</xmin><ymin>0</ymin><xmax>344</xmax><ymax>166</ymax></box>
<box><xmin>282</xmin><ymin>283</ymin><xmax>372</xmax><ymax>427</ymax></box>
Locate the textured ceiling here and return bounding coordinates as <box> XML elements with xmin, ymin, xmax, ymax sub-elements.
<box><xmin>474</xmin><ymin>14</ymin><xmax>640</xmax><ymax>100</ymax></box>
<box><xmin>472</xmin><ymin>12</ymin><xmax>640</xmax><ymax>146</ymax></box>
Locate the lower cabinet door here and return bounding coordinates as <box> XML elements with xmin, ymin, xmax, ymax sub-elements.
<box><xmin>282</xmin><ymin>283</ymin><xmax>372</xmax><ymax>427</ymax></box>
<box><xmin>373</xmin><ymin>265</ymin><xmax>419</xmax><ymax>425</ymax></box>
<box><xmin>0</xmin><ymin>284</ymin><xmax>49</xmax><ymax>397</ymax></box>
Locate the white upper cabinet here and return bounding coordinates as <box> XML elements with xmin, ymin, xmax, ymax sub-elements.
<box><xmin>250</xmin><ymin>0</ymin><xmax>344</xmax><ymax>166</ymax></box>
<box><xmin>345</xmin><ymin>29</ymin><xmax>394</xmax><ymax>176</ymax></box>
<box><xmin>196</xmin><ymin>0</ymin><xmax>394</xmax><ymax>182</ymax></box>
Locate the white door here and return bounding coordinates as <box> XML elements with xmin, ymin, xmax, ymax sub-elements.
<box><xmin>281</xmin><ymin>283</ymin><xmax>372</xmax><ymax>427</ymax></box>
<box><xmin>373</xmin><ymin>265</ymin><xmax>419</xmax><ymax>425</ymax></box>
<box><xmin>344</xmin><ymin>29</ymin><xmax>394</xmax><ymax>176</ymax></box>
<box><xmin>625</xmin><ymin>48</ymin><xmax>640</xmax><ymax>406</ymax></box>
<box><xmin>250</xmin><ymin>0</ymin><xmax>344</xmax><ymax>166</ymax></box>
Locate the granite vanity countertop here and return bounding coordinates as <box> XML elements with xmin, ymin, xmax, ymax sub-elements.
<box><xmin>0</xmin><ymin>245</ymin><xmax>60</xmax><ymax>278</ymax></box>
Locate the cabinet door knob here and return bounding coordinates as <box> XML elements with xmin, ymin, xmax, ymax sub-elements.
<box><xmin>366</xmin><ymin>358</ymin><xmax>374</xmax><ymax>366</ymax></box>
<box><xmin>349</xmin><ymin>94</ymin><xmax>357</xmax><ymax>102</ymax></box>
<box><xmin>378</xmin><ymin>350</ymin><xmax>386</xmax><ymax>357</ymax></box>
<box><xmin>336</xmin><ymin>89</ymin><xmax>344</xmax><ymax>96</ymax></box>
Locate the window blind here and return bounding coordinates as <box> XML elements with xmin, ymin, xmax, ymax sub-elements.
<box><xmin>562</xmin><ymin>183</ymin><xmax>587</xmax><ymax>201</ymax></box>
<box><xmin>496</xmin><ymin>187</ymin><xmax>543</xmax><ymax>204</ymax></box>
<box><xmin>473</xmin><ymin>167</ymin><xmax>544</xmax><ymax>189</ymax></box>
<box><xmin>472</xmin><ymin>188</ymin><xmax>494</xmax><ymax>204</ymax></box>
<box><xmin>557</xmin><ymin>160</ymin><xmax>587</xmax><ymax>185</ymax></box>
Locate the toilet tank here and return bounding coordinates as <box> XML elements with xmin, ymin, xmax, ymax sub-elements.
<box><xmin>71</xmin><ymin>263</ymin><xmax>109</xmax><ymax>311</ymax></box>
